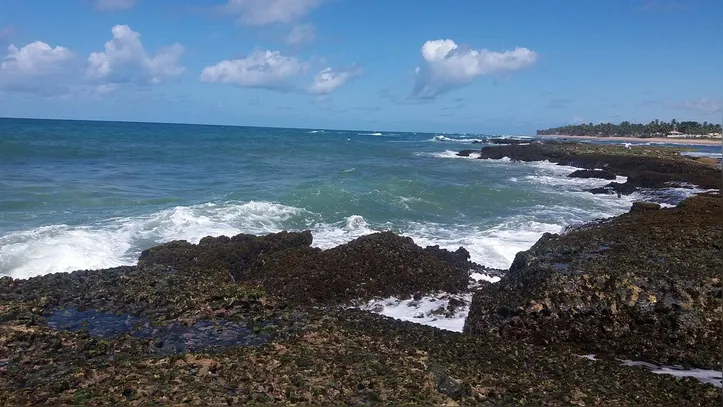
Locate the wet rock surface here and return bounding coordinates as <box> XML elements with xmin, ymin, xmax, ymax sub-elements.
<box><xmin>469</xmin><ymin>141</ymin><xmax>721</xmax><ymax>195</ymax></box>
<box><xmin>568</xmin><ymin>169</ymin><xmax>617</xmax><ymax>180</ymax></box>
<box><xmin>246</xmin><ymin>232</ymin><xmax>470</xmax><ymax>305</ymax></box>
<box><xmin>1</xmin><ymin>190</ymin><xmax>721</xmax><ymax>404</ymax></box>
<box><xmin>464</xmin><ymin>193</ymin><xmax>723</xmax><ymax>371</ymax></box>
<box><xmin>630</xmin><ymin>201</ymin><xmax>661</xmax><ymax>211</ymax></box>
<box><xmin>138</xmin><ymin>230</ymin><xmax>314</xmax><ymax>282</ymax></box>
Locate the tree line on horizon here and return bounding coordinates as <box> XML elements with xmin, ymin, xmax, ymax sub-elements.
<box><xmin>536</xmin><ymin>119</ymin><xmax>722</xmax><ymax>138</ymax></box>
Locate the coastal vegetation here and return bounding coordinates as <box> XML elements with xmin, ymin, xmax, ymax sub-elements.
<box><xmin>537</xmin><ymin>119</ymin><xmax>722</xmax><ymax>138</ymax></box>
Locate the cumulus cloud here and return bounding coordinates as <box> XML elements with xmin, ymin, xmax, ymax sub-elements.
<box><xmin>201</xmin><ymin>49</ymin><xmax>359</xmax><ymax>95</ymax></box>
<box><xmin>0</xmin><ymin>41</ymin><xmax>75</xmax><ymax>94</ymax></box>
<box><xmin>308</xmin><ymin>65</ymin><xmax>362</xmax><ymax>94</ymax></box>
<box><xmin>2</xmin><ymin>41</ymin><xmax>73</xmax><ymax>75</ymax></box>
<box><xmin>412</xmin><ymin>39</ymin><xmax>538</xmax><ymax>99</ymax></box>
<box><xmin>221</xmin><ymin>0</ymin><xmax>324</xmax><ymax>26</ymax></box>
<box><xmin>200</xmin><ymin>49</ymin><xmax>308</xmax><ymax>90</ymax></box>
<box><xmin>286</xmin><ymin>24</ymin><xmax>316</xmax><ymax>45</ymax></box>
<box><xmin>95</xmin><ymin>0</ymin><xmax>137</xmax><ymax>11</ymax></box>
<box><xmin>87</xmin><ymin>25</ymin><xmax>184</xmax><ymax>85</ymax></box>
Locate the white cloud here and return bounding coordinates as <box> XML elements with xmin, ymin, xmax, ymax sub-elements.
<box><xmin>308</xmin><ymin>66</ymin><xmax>362</xmax><ymax>94</ymax></box>
<box><xmin>200</xmin><ymin>49</ymin><xmax>308</xmax><ymax>90</ymax></box>
<box><xmin>87</xmin><ymin>25</ymin><xmax>184</xmax><ymax>85</ymax></box>
<box><xmin>412</xmin><ymin>39</ymin><xmax>538</xmax><ymax>99</ymax></box>
<box><xmin>95</xmin><ymin>0</ymin><xmax>137</xmax><ymax>11</ymax></box>
<box><xmin>221</xmin><ymin>0</ymin><xmax>324</xmax><ymax>26</ymax></box>
<box><xmin>0</xmin><ymin>41</ymin><xmax>74</xmax><ymax>95</ymax></box>
<box><xmin>201</xmin><ymin>49</ymin><xmax>360</xmax><ymax>95</ymax></box>
<box><xmin>286</xmin><ymin>24</ymin><xmax>316</xmax><ymax>45</ymax></box>
<box><xmin>1</xmin><ymin>41</ymin><xmax>73</xmax><ymax>75</ymax></box>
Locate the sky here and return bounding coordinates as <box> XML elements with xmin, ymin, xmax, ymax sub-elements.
<box><xmin>0</xmin><ymin>0</ymin><xmax>721</xmax><ymax>134</ymax></box>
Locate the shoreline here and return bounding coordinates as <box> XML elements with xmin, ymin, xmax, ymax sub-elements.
<box><xmin>537</xmin><ymin>134</ymin><xmax>723</xmax><ymax>146</ymax></box>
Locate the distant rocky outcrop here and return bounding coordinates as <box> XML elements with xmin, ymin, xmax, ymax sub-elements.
<box><xmin>568</xmin><ymin>169</ymin><xmax>617</xmax><ymax>180</ymax></box>
<box><xmin>471</xmin><ymin>141</ymin><xmax>721</xmax><ymax>195</ymax></box>
<box><xmin>464</xmin><ymin>193</ymin><xmax>723</xmax><ymax>370</ymax></box>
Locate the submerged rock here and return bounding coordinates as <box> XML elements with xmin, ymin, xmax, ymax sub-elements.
<box><xmin>464</xmin><ymin>193</ymin><xmax>723</xmax><ymax>370</ymax></box>
<box><xmin>568</xmin><ymin>169</ymin><xmax>617</xmax><ymax>180</ymax></box>
<box><xmin>456</xmin><ymin>149</ymin><xmax>479</xmax><ymax>157</ymax></box>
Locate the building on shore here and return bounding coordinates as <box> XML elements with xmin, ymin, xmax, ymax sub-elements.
<box><xmin>667</xmin><ymin>131</ymin><xmax>722</xmax><ymax>139</ymax></box>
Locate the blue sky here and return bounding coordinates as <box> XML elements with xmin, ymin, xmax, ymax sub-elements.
<box><xmin>0</xmin><ymin>0</ymin><xmax>721</xmax><ymax>134</ymax></box>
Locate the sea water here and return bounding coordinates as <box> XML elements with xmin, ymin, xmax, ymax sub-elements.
<box><xmin>1</xmin><ymin>118</ymin><xmax>717</xmax><ymax>280</ymax></box>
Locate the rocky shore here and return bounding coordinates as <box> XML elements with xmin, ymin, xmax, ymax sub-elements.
<box><xmin>1</xmin><ymin>141</ymin><xmax>721</xmax><ymax>405</ymax></box>
<box><xmin>459</xmin><ymin>140</ymin><xmax>721</xmax><ymax>196</ymax></box>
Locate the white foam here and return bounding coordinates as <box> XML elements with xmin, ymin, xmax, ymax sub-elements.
<box><xmin>417</xmin><ymin>150</ymin><xmax>480</xmax><ymax>159</ymax></box>
<box><xmin>430</xmin><ymin>135</ymin><xmax>484</xmax><ymax>143</ymax></box>
<box><xmin>470</xmin><ymin>272</ymin><xmax>501</xmax><ymax>283</ymax></box>
<box><xmin>621</xmin><ymin>360</ymin><xmax>722</xmax><ymax>388</ymax></box>
<box><xmin>577</xmin><ymin>355</ymin><xmax>722</xmax><ymax>388</ymax></box>
<box><xmin>360</xmin><ymin>132</ymin><xmax>382</xmax><ymax>136</ymax></box>
<box><xmin>422</xmin><ymin>151</ymin><xmax>513</xmax><ymax>161</ymax></box>
<box><xmin>357</xmin><ymin>273</ymin><xmax>501</xmax><ymax>332</ymax></box>
<box><xmin>400</xmin><ymin>218</ymin><xmax>561</xmax><ymax>269</ymax></box>
<box><xmin>0</xmin><ymin>201</ymin><xmax>314</xmax><ymax>279</ymax></box>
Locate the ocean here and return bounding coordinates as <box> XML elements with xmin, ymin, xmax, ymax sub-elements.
<box><xmin>1</xmin><ymin>118</ymin><xmax>719</xmax><ymax>283</ymax></box>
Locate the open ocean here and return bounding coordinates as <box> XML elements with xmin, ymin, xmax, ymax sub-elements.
<box><xmin>1</xmin><ymin>118</ymin><xmax>720</xmax><ymax>282</ymax></box>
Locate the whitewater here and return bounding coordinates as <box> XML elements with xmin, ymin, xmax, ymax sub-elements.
<box><xmin>2</xmin><ymin>118</ymin><xmax>716</xmax><ymax>282</ymax></box>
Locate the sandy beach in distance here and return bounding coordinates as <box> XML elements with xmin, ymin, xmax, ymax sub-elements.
<box><xmin>538</xmin><ymin>134</ymin><xmax>723</xmax><ymax>146</ymax></box>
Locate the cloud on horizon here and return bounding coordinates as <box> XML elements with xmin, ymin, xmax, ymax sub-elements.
<box><xmin>201</xmin><ymin>49</ymin><xmax>360</xmax><ymax>95</ymax></box>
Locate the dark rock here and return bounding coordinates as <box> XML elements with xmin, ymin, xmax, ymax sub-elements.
<box><xmin>1</xmin><ymin>226</ymin><xmax>721</xmax><ymax>405</ymax></box>
<box><xmin>487</xmin><ymin>138</ymin><xmax>528</xmax><ymax>145</ymax></box>
<box><xmin>138</xmin><ymin>230</ymin><xmax>313</xmax><ymax>281</ymax></box>
<box><xmin>568</xmin><ymin>169</ymin><xmax>617</xmax><ymax>180</ymax></box>
<box><xmin>631</xmin><ymin>202</ymin><xmax>661</xmax><ymax>212</ymax></box>
<box><xmin>473</xmin><ymin>142</ymin><xmax>721</xmax><ymax>196</ymax></box>
<box><xmin>422</xmin><ymin>245</ymin><xmax>472</xmax><ymax>273</ymax></box>
<box><xmin>246</xmin><ymin>232</ymin><xmax>469</xmax><ymax>305</ymax></box>
<box><xmin>456</xmin><ymin>149</ymin><xmax>478</xmax><ymax>157</ymax></box>
<box><xmin>464</xmin><ymin>193</ymin><xmax>723</xmax><ymax>370</ymax></box>
<box><xmin>429</xmin><ymin>363</ymin><xmax>466</xmax><ymax>400</ymax></box>
<box><xmin>589</xmin><ymin>186</ymin><xmax>614</xmax><ymax>195</ymax></box>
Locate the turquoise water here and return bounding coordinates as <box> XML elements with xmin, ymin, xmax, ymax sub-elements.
<box><xmin>0</xmin><ymin>118</ymin><xmax>717</xmax><ymax>278</ymax></box>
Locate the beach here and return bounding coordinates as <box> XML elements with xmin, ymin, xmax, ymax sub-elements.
<box><xmin>538</xmin><ymin>134</ymin><xmax>723</xmax><ymax>146</ymax></box>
